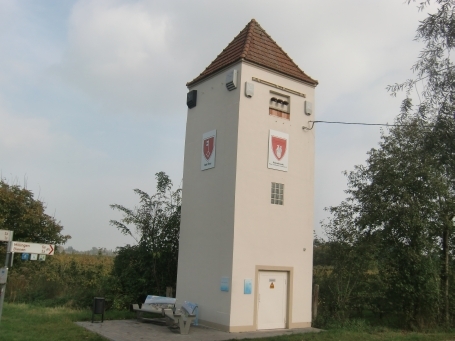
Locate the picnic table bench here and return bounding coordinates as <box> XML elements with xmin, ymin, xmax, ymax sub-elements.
<box><xmin>163</xmin><ymin>301</ymin><xmax>198</xmax><ymax>335</ymax></box>
<box><xmin>132</xmin><ymin>295</ymin><xmax>176</xmax><ymax>322</ymax></box>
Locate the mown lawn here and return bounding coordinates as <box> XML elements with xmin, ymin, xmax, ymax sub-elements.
<box><xmin>1</xmin><ymin>303</ymin><xmax>454</xmax><ymax>341</ymax></box>
<box><xmin>230</xmin><ymin>329</ymin><xmax>455</xmax><ymax>341</ymax></box>
<box><xmin>0</xmin><ymin>303</ymin><xmax>135</xmax><ymax>341</ymax></box>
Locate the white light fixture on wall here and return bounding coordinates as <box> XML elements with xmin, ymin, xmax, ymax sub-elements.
<box><xmin>245</xmin><ymin>82</ymin><xmax>254</xmax><ymax>97</ymax></box>
<box><xmin>304</xmin><ymin>101</ymin><xmax>313</xmax><ymax>115</ymax></box>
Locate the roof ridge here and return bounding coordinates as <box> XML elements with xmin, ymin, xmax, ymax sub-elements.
<box><xmin>240</xmin><ymin>19</ymin><xmax>256</xmax><ymax>58</ymax></box>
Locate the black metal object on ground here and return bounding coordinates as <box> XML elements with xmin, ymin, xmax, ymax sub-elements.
<box><xmin>92</xmin><ymin>297</ymin><xmax>105</xmax><ymax>323</ymax></box>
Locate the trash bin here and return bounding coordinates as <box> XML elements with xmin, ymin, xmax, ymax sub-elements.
<box><xmin>92</xmin><ymin>297</ymin><xmax>105</xmax><ymax>323</ymax></box>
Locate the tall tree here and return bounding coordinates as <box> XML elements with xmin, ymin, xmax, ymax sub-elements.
<box><xmin>0</xmin><ymin>179</ymin><xmax>70</xmax><ymax>246</ymax></box>
<box><xmin>388</xmin><ymin>0</ymin><xmax>455</xmax><ymax>324</ymax></box>
<box><xmin>323</xmin><ymin>118</ymin><xmax>453</xmax><ymax>327</ymax></box>
<box><xmin>109</xmin><ymin>172</ymin><xmax>181</xmax><ymax>304</ymax></box>
<box><xmin>320</xmin><ymin>1</ymin><xmax>455</xmax><ymax>327</ymax></box>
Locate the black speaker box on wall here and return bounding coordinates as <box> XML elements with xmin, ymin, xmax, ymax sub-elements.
<box><xmin>187</xmin><ymin>90</ymin><xmax>197</xmax><ymax>109</ymax></box>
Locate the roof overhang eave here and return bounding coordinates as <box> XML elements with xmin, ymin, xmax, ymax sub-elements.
<box><xmin>186</xmin><ymin>59</ymin><xmax>244</xmax><ymax>88</ymax></box>
<box><xmin>186</xmin><ymin>59</ymin><xmax>319</xmax><ymax>89</ymax></box>
<box><xmin>241</xmin><ymin>59</ymin><xmax>319</xmax><ymax>88</ymax></box>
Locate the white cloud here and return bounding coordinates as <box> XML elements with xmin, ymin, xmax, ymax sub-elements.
<box><xmin>54</xmin><ymin>0</ymin><xmax>185</xmax><ymax>116</ymax></box>
<box><xmin>68</xmin><ymin>1</ymin><xmax>168</xmax><ymax>71</ymax></box>
<box><xmin>0</xmin><ymin>105</ymin><xmax>53</xmax><ymax>152</ymax></box>
<box><xmin>0</xmin><ymin>0</ymin><xmax>18</xmax><ymax>33</ymax></box>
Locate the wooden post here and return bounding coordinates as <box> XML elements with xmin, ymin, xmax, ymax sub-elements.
<box><xmin>166</xmin><ymin>286</ymin><xmax>173</xmax><ymax>298</ymax></box>
<box><xmin>312</xmin><ymin>284</ymin><xmax>319</xmax><ymax>322</ymax></box>
<box><xmin>0</xmin><ymin>241</ymin><xmax>12</xmax><ymax>323</ymax></box>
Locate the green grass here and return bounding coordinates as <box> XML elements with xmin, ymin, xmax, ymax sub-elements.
<box><xmin>1</xmin><ymin>304</ymin><xmax>454</xmax><ymax>341</ymax></box>
<box><xmin>230</xmin><ymin>330</ymin><xmax>455</xmax><ymax>341</ymax></box>
<box><xmin>0</xmin><ymin>303</ymin><xmax>135</xmax><ymax>341</ymax></box>
<box><xmin>229</xmin><ymin>320</ymin><xmax>455</xmax><ymax>341</ymax></box>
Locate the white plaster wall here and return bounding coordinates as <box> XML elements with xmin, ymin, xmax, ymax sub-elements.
<box><xmin>229</xmin><ymin>62</ymin><xmax>315</xmax><ymax>327</ymax></box>
<box><xmin>176</xmin><ymin>63</ymin><xmax>243</xmax><ymax>327</ymax></box>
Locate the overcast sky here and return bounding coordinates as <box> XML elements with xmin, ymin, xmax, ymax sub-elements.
<box><xmin>0</xmin><ymin>0</ymin><xmax>433</xmax><ymax>250</ymax></box>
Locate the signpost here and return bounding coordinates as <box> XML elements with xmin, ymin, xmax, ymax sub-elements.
<box><xmin>11</xmin><ymin>241</ymin><xmax>54</xmax><ymax>255</ymax></box>
<box><xmin>0</xmin><ymin>236</ymin><xmax>55</xmax><ymax>323</ymax></box>
<box><xmin>0</xmin><ymin>230</ymin><xmax>13</xmax><ymax>323</ymax></box>
<box><xmin>0</xmin><ymin>230</ymin><xmax>13</xmax><ymax>242</ymax></box>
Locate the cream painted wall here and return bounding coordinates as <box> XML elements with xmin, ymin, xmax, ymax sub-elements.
<box><xmin>176</xmin><ymin>62</ymin><xmax>243</xmax><ymax>326</ymax></box>
<box><xmin>230</xmin><ymin>62</ymin><xmax>315</xmax><ymax>328</ymax></box>
<box><xmin>177</xmin><ymin>61</ymin><xmax>315</xmax><ymax>330</ymax></box>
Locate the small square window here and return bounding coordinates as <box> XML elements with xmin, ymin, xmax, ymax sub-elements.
<box><xmin>271</xmin><ymin>182</ymin><xmax>284</xmax><ymax>205</ymax></box>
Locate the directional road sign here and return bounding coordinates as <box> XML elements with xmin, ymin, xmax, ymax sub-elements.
<box><xmin>0</xmin><ymin>230</ymin><xmax>13</xmax><ymax>242</ymax></box>
<box><xmin>11</xmin><ymin>242</ymin><xmax>54</xmax><ymax>255</ymax></box>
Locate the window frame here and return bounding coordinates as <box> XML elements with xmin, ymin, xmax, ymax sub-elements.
<box><xmin>271</xmin><ymin>182</ymin><xmax>284</xmax><ymax>205</ymax></box>
<box><xmin>269</xmin><ymin>91</ymin><xmax>290</xmax><ymax>120</ymax></box>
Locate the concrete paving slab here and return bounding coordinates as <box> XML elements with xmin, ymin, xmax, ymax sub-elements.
<box><xmin>76</xmin><ymin>319</ymin><xmax>321</xmax><ymax>341</ymax></box>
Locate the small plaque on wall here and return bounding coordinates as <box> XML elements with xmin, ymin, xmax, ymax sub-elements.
<box><xmin>220</xmin><ymin>277</ymin><xmax>230</xmax><ymax>292</ymax></box>
<box><xmin>268</xmin><ymin>130</ymin><xmax>289</xmax><ymax>172</ymax></box>
<box><xmin>201</xmin><ymin>130</ymin><xmax>217</xmax><ymax>170</ymax></box>
<box><xmin>244</xmin><ymin>279</ymin><xmax>252</xmax><ymax>294</ymax></box>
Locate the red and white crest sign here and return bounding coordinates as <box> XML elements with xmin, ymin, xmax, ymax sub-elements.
<box><xmin>271</xmin><ymin>136</ymin><xmax>287</xmax><ymax>161</ymax></box>
<box><xmin>201</xmin><ymin>130</ymin><xmax>217</xmax><ymax>170</ymax></box>
<box><xmin>268</xmin><ymin>130</ymin><xmax>289</xmax><ymax>172</ymax></box>
<box><xmin>203</xmin><ymin>136</ymin><xmax>215</xmax><ymax>161</ymax></box>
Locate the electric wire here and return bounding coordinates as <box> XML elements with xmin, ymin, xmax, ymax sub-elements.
<box><xmin>303</xmin><ymin>120</ymin><xmax>433</xmax><ymax>130</ymax></box>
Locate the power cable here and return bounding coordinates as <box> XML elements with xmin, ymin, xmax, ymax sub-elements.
<box><xmin>302</xmin><ymin>120</ymin><xmax>410</xmax><ymax>130</ymax></box>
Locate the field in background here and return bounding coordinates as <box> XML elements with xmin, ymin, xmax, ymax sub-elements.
<box><xmin>6</xmin><ymin>253</ymin><xmax>114</xmax><ymax>308</ymax></box>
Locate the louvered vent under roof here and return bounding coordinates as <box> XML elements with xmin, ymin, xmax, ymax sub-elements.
<box><xmin>226</xmin><ymin>69</ymin><xmax>238</xmax><ymax>91</ymax></box>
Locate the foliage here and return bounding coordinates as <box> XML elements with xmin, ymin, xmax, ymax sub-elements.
<box><xmin>319</xmin><ymin>118</ymin><xmax>455</xmax><ymax>328</ymax></box>
<box><xmin>388</xmin><ymin>0</ymin><xmax>455</xmax><ymax>325</ymax></box>
<box><xmin>0</xmin><ymin>179</ymin><xmax>71</xmax><ymax>246</ymax></box>
<box><xmin>314</xmin><ymin>201</ymin><xmax>383</xmax><ymax>325</ymax></box>
<box><xmin>109</xmin><ymin>172</ymin><xmax>181</xmax><ymax>308</ymax></box>
<box><xmin>6</xmin><ymin>253</ymin><xmax>114</xmax><ymax>308</ymax></box>
<box><xmin>315</xmin><ymin>1</ymin><xmax>455</xmax><ymax>329</ymax></box>
<box><xmin>2</xmin><ymin>172</ymin><xmax>181</xmax><ymax>310</ymax></box>
<box><xmin>388</xmin><ymin>0</ymin><xmax>455</xmax><ymax>122</ymax></box>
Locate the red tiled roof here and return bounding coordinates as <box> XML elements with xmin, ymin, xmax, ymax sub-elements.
<box><xmin>187</xmin><ymin>19</ymin><xmax>318</xmax><ymax>87</ymax></box>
